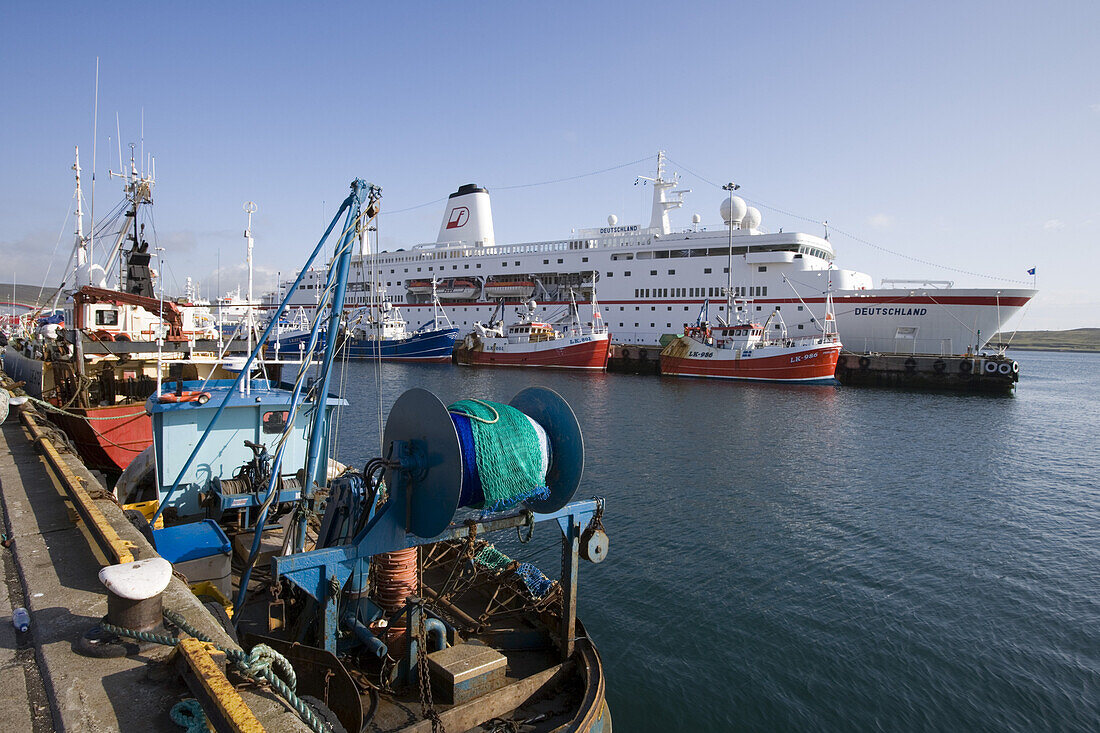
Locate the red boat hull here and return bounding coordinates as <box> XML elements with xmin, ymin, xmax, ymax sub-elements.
<box><xmin>458</xmin><ymin>337</ymin><xmax>610</xmax><ymax>370</ymax></box>
<box><xmin>660</xmin><ymin>341</ymin><xmax>841</xmax><ymax>382</ymax></box>
<box><xmin>52</xmin><ymin>403</ymin><xmax>151</xmax><ymax>473</ymax></box>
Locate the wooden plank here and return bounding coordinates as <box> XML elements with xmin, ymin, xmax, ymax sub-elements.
<box><xmin>401</xmin><ymin>662</ymin><xmax>566</xmax><ymax>733</ymax></box>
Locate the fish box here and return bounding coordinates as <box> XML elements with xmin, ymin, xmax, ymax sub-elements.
<box><xmin>152</xmin><ymin>520</ymin><xmax>232</xmax><ymax>599</ymax></box>
<box><xmin>426</xmin><ymin>642</ymin><xmax>508</xmax><ymax>705</ymax></box>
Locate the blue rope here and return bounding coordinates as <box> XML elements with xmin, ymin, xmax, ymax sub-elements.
<box><xmin>451</xmin><ymin>413</ymin><xmax>484</xmax><ymax>508</ymax></box>
<box><xmin>170</xmin><ymin>699</ymin><xmax>207</xmax><ymax>732</ymax></box>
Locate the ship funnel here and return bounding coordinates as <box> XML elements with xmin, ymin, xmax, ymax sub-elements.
<box><xmin>437</xmin><ymin>183</ymin><xmax>496</xmax><ymax>247</ymax></box>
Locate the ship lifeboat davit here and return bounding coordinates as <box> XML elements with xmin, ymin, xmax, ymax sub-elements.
<box><xmin>435</xmin><ymin>279</ymin><xmax>480</xmax><ymax>300</ymax></box>
<box><xmin>484</xmin><ymin>279</ymin><xmax>536</xmax><ymax>299</ymax></box>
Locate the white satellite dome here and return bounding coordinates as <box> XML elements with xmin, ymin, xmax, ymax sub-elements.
<box><xmin>720</xmin><ymin>195</ymin><xmax>747</xmax><ymax>225</ymax></box>
<box><xmin>741</xmin><ymin>206</ymin><xmax>762</xmax><ymax>230</ymax></box>
<box><xmin>692</xmin><ymin>213</ymin><xmax>701</xmax><ymax>224</ymax></box>
<box><xmin>607</xmin><ymin>214</ymin><xmax>618</xmax><ymax>226</ymax></box>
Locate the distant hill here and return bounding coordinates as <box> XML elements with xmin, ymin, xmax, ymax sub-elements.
<box><xmin>992</xmin><ymin>328</ymin><xmax>1100</xmax><ymax>352</ymax></box>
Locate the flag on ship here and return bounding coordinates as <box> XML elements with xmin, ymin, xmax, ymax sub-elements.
<box><xmin>1027</xmin><ymin>267</ymin><xmax>1036</xmax><ymax>275</ymax></box>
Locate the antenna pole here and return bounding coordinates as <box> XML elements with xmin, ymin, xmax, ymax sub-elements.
<box><xmin>244</xmin><ymin>201</ymin><xmax>257</xmax><ymax>392</ymax></box>
<box><xmin>89</xmin><ymin>58</ymin><xmax>98</xmax><ymax>283</ymax></box>
<box><xmin>723</xmin><ymin>182</ymin><xmax>740</xmax><ymax>324</ymax></box>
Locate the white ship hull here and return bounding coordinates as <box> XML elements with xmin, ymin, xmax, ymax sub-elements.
<box><xmin>266</xmin><ymin>155</ymin><xmax>1036</xmax><ymax>355</ymax></box>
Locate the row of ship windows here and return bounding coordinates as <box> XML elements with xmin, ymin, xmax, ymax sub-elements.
<box><xmin>634</xmin><ymin>286</ymin><xmax>769</xmax><ymax>298</ymax></box>
<box><xmin>330</xmin><ymin>258</ymin><xmax>772</xmax><ymax>278</ymax></box>
<box><xmin>438</xmin><ymin>320</ymin><xmax>808</xmax><ymax>330</ymax></box>
<box><xmin>364</xmin><ymin>241</ymin><xmax>829</xmax><ymax>265</ymax></box>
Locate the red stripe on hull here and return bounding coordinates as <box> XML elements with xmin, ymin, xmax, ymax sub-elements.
<box><xmin>459</xmin><ymin>338</ymin><xmax>610</xmax><ymax>370</ymax></box>
<box><xmin>52</xmin><ymin>404</ymin><xmax>151</xmax><ymax>473</ymax></box>
<box><xmin>661</xmin><ymin>346</ymin><xmax>840</xmax><ymax>382</ymax></box>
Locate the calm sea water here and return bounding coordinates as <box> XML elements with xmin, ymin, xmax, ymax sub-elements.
<box><xmin>331</xmin><ymin>351</ymin><xmax>1099</xmax><ymax>732</ymax></box>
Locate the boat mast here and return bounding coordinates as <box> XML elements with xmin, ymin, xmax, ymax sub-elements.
<box><xmin>89</xmin><ymin>58</ymin><xmax>98</xmax><ymax>288</ymax></box>
<box><xmin>244</xmin><ymin>201</ymin><xmax>257</xmax><ymax>390</ymax></box>
<box><xmin>723</xmin><ymin>182</ymin><xmax>740</xmax><ymax>326</ymax></box>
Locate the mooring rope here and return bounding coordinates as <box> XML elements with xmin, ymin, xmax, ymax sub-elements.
<box><xmin>101</xmin><ymin>610</ymin><xmax>330</xmax><ymax>733</ymax></box>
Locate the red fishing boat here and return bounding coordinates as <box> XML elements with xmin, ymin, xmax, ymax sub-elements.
<box><xmin>455</xmin><ymin>293</ymin><xmax>611</xmax><ymax>370</ymax></box>
<box><xmin>660</xmin><ymin>295</ymin><xmax>841</xmax><ymax>383</ymax></box>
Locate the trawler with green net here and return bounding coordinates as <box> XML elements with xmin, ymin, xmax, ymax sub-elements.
<box><xmin>71</xmin><ymin>178</ymin><xmax>612</xmax><ymax>732</ymax></box>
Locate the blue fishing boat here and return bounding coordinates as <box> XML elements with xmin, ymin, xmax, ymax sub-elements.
<box><xmin>269</xmin><ymin>295</ymin><xmax>458</xmax><ymax>362</ymax></box>
<box><xmin>104</xmin><ymin>179</ymin><xmax>611</xmax><ymax>732</ymax></box>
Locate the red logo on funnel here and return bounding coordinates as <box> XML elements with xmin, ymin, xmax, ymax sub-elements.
<box><xmin>446</xmin><ymin>206</ymin><xmax>469</xmax><ymax>229</ymax></box>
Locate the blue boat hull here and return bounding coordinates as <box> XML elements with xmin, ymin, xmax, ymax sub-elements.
<box><xmin>271</xmin><ymin>328</ymin><xmax>458</xmax><ymax>362</ymax></box>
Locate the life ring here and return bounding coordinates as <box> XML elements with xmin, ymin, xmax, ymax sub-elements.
<box><xmin>158</xmin><ymin>391</ymin><xmax>211</xmax><ymax>405</ymax></box>
<box><xmin>959</xmin><ymin>360</ymin><xmax>973</xmax><ymax>374</ymax></box>
<box><xmin>1011</xmin><ymin>361</ymin><xmax>1019</xmax><ymax>374</ymax></box>
<box><xmin>932</xmin><ymin>359</ymin><xmax>946</xmax><ymax>374</ymax></box>
<box><xmin>998</xmin><ymin>362</ymin><xmax>1012</xmax><ymax>375</ymax></box>
<box><xmin>858</xmin><ymin>356</ymin><xmax>871</xmax><ymax>369</ymax></box>
<box><xmin>904</xmin><ymin>357</ymin><xmax>917</xmax><ymax>372</ymax></box>
<box><xmin>983</xmin><ymin>360</ymin><xmax>998</xmax><ymax>374</ymax></box>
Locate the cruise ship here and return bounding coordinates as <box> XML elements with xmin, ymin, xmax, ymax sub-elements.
<box><xmin>267</xmin><ymin>154</ymin><xmax>1036</xmax><ymax>355</ymax></box>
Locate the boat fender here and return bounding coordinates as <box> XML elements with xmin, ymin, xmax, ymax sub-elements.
<box><xmin>858</xmin><ymin>356</ymin><xmax>871</xmax><ymax>369</ymax></box>
<box><xmin>933</xmin><ymin>359</ymin><xmax>946</xmax><ymax>374</ymax></box>
<box><xmin>998</xmin><ymin>362</ymin><xmax>1012</xmax><ymax>375</ymax></box>
<box><xmin>904</xmin><ymin>357</ymin><xmax>917</xmax><ymax>372</ymax></box>
<box><xmin>158</xmin><ymin>390</ymin><xmax>212</xmax><ymax>405</ymax></box>
<box><xmin>959</xmin><ymin>360</ymin><xmax>973</xmax><ymax>374</ymax></box>
<box><xmin>983</xmin><ymin>360</ymin><xmax>999</xmax><ymax>374</ymax></box>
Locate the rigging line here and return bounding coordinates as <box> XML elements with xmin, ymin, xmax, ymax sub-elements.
<box><xmin>37</xmin><ymin>195</ymin><xmax>76</xmax><ymax>302</ymax></box>
<box><xmin>378</xmin><ymin>196</ymin><xmax>448</xmax><ymax>216</ymax></box>
<box><xmin>828</xmin><ymin>224</ymin><xmax>1031</xmax><ymax>286</ymax></box>
<box><xmin>665</xmin><ymin>155</ymin><xmax>1032</xmax><ymax>286</ymax></box>
<box><xmin>923</xmin><ymin>292</ymin><xmax>980</xmax><ymax>338</ymax></box>
<box><xmin>376</xmin><ymin>154</ymin><xmax>652</xmax><ymax>217</ymax></box>
<box><xmin>487</xmin><ymin>155</ymin><xmax>653</xmax><ymax>191</ymax></box>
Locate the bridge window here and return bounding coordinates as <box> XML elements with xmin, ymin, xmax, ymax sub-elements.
<box><xmin>704</xmin><ymin>268</ymin><xmax>711</xmax><ymax>274</ymax></box>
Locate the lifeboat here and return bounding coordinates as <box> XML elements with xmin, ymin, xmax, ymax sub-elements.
<box><xmin>435</xmin><ymin>279</ymin><xmax>480</xmax><ymax>300</ymax></box>
<box><xmin>484</xmin><ymin>279</ymin><xmax>536</xmax><ymax>299</ymax></box>
<box><xmin>406</xmin><ymin>280</ymin><xmax>433</xmax><ymax>295</ymax></box>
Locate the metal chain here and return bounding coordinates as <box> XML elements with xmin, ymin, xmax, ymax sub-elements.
<box><xmin>516</xmin><ymin>510</ymin><xmax>534</xmax><ymax>544</ymax></box>
<box><xmin>416</xmin><ymin>610</ymin><xmax>445</xmax><ymax>733</ymax></box>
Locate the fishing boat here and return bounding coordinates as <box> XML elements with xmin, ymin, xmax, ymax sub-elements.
<box><xmin>271</xmin><ymin>287</ymin><xmax>459</xmax><ymax>363</ymax></box>
<box><xmin>113</xmin><ymin>180</ymin><xmax>611</xmax><ymax>732</ymax></box>
<box><xmin>1</xmin><ymin>148</ymin><xmax>231</xmax><ymax>472</ymax></box>
<box><xmin>659</xmin><ymin>295</ymin><xmax>842</xmax><ymax>382</ymax></box>
<box><xmin>342</xmin><ymin>295</ymin><xmax>459</xmax><ymax>361</ymax></box>
<box><xmin>455</xmin><ymin>291</ymin><xmax>611</xmax><ymax>369</ymax></box>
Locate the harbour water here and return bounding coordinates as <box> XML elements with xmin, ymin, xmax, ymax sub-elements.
<box><xmin>332</xmin><ymin>351</ymin><xmax>1099</xmax><ymax>732</ymax></box>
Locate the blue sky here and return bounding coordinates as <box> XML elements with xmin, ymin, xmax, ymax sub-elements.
<box><xmin>1</xmin><ymin>1</ymin><xmax>1096</xmax><ymax>329</ymax></box>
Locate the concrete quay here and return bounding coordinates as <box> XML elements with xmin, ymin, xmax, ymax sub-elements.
<box><xmin>0</xmin><ymin>409</ymin><xmax>312</xmax><ymax>732</ymax></box>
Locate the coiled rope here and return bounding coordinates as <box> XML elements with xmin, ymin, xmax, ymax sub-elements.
<box><xmin>169</xmin><ymin>699</ymin><xmax>208</xmax><ymax>732</ymax></box>
<box><xmin>101</xmin><ymin>610</ymin><xmax>330</xmax><ymax>733</ymax></box>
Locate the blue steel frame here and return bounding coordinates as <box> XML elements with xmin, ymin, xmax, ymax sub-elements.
<box><xmin>271</xmin><ymin>444</ymin><xmax>596</xmax><ymax>659</ymax></box>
